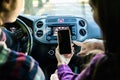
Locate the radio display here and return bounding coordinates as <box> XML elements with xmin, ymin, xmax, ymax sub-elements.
<box><xmin>53</xmin><ymin>26</ymin><xmax>69</xmax><ymax>36</ymax></box>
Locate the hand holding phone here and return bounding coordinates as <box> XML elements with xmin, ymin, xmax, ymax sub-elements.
<box><xmin>57</xmin><ymin>29</ymin><xmax>72</xmax><ymax>54</ymax></box>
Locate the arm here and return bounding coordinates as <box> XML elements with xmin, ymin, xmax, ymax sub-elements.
<box><xmin>28</xmin><ymin>56</ymin><xmax>45</xmax><ymax>80</ymax></box>
<box><xmin>7</xmin><ymin>50</ymin><xmax>45</xmax><ymax>80</ymax></box>
<box><xmin>56</xmin><ymin>49</ymin><xmax>105</xmax><ymax>80</ymax></box>
<box><xmin>0</xmin><ymin>30</ymin><xmax>45</xmax><ymax>80</ymax></box>
<box><xmin>58</xmin><ymin>64</ymin><xmax>79</xmax><ymax>80</ymax></box>
<box><xmin>50</xmin><ymin>70</ymin><xmax>59</xmax><ymax>80</ymax></box>
<box><xmin>55</xmin><ymin>46</ymin><xmax>79</xmax><ymax>80</ymax></box>
<box><xmin>0</xmin><ymin>42</ymin><xmax>45</xmax><ymax>80</ymax></box>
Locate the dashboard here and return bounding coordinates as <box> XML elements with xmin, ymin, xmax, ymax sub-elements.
<box><xmin>9</xmin><ymin>14</ymin><xmax>102</xmax><ymax>80</ymax></box>
<box><xmin>34</xmin><ymin>16</ymin><xmax>88</xmax><ymax>44</ymax></box>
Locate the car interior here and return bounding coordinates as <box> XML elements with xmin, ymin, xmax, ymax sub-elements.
<box><xmin>3</xmin><ymin>0</ymin><xmax>103</xmax><ymax>80</ymax></box>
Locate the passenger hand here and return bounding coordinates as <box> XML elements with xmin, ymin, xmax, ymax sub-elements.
<box><xmin>55</xmin><ymin>44</ymin><xmax>74</xmax><ymax>66</ymax></box>
<box><xmin>72</xmin><ymin>40</ymin><xmax>82</xmax><ymax>46</ymax></box>
<box><xmin>50</xmin><ymin>70</ymin><xmax>59</xmax><ymax>80</ymax></box>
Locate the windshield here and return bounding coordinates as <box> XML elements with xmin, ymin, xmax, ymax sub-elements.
<box><xmin>22</xmin><ymin>0</ymin><xmax>92</xmax><ymax>18</ymax></box>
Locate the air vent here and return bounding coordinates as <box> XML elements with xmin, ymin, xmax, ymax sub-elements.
<box><xmin>36</xmin><ymin>30</ymin><xmax>43</xmax><ymax>37</ymax></box>
<box><xmin>79</xmin><ymin>20</ymin><xmax>85</xmax><ymax>27</ymax></box>
<box><xmin>36</xmin><ymin>21</ymin><xmax>43</xmax><ymax>28</ymax></box>
<box><xmin>79</xmin><ymin>29</ymin><xmax>86</xmax><ymax>36</ymax></box>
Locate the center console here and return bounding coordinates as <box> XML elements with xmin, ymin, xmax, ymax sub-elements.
<box><xmin>46</xmin><ymin>24</ymin><xmax>77</xmax><ymax>40</ymax></box>
<box><xmin>33</xmin><ymin>16</ymin><xmax>88</xmax><ymax>44</ymax></box>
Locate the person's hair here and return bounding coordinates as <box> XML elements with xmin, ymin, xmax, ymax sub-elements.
<box><xmin>89</xmin><ymin>0</ymin><xmax>120</xmax><ymax>57</ymax></box>
<box><xmin>0</xmin><ymin>0</ymin><xmax>17</xmax><ymax>12</ymax></box>
<box><xmin>0</xmin><ymin>0</ymin><xmax>17</xmax><ymax>25</ymax></box>
<box><xmin>0</xmin><ymin>0</ymin><xmax>3</xmax><ymax>12</ymax></box>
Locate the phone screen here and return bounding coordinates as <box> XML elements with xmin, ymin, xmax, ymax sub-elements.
<box><xmin>57</xmin><ymin>29</ymin><xmax>71</xmax><ymax>54</ymax></box>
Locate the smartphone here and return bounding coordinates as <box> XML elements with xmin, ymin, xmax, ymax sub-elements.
<box><xmin>57</xmin><ymin>29</ymin><xmax>71</xmax><ymax>54</ymax></box>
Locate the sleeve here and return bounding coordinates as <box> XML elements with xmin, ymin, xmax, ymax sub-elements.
<box><xmin>0</xmin><ymin>31</ymin><xmax>10</xmax><ymax>65</ymax></box>
<box><xmin>28</xmin><ymin>56</ymin><xmax>45</xmax><ymax>80</ymax></box>
<box><xmin>0</xmin><ymin>41</ymin><xmax>11</xmax><ymax>65</ymax></box>
<box><xmin>57</xmin><ymin>65</ymin><xmax>78</xmax><ymax>80</ymax></box>
<box><xmin>34</xmin><ymin>66</ymin><xmax>45</xmax><ymax>80</ymax></box>
<box><xmin>0</xmin><ymin>31</ymin><xmax>45</xmax><ymax>80</ymax></box>
<box><xmin>6</xmin><ymin>50</ymin><xmax>45</xmax><ymax>80</ymax></box>
<box><xmin>0</xmin><ymin>48</ymin><xmax>45</xmax><ymax>80</ymax></box>
<box><xmin>0</xmin><ymin>30</ymin><xmax>6</xmax><ymax>41</ymax></box>
<box><xmin>57</xmin><ymin>54</ymin><xmax>105</xmax><ymax>80</ymax></box>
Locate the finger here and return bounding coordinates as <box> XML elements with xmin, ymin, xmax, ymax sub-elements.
<box><xmin>55</xmin><ymin>46</ymin><xmax>59</xmax><ymax>55</ymax></box>
<box><xmin>71</xmin><ymin>43</ymin><xmax>74</xmax><ymax>47</ymax></box>
<box><xmin>55</xmin><ymin>46</ymin><xmax>59</xmax><ymax>58</ymax></box>
<box><xmin>73</xmin><ymin>41</ymin><xmax>82</xmax><ymax>46</ymax></box>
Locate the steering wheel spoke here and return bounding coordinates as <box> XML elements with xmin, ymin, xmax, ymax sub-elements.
<box><xmin>4</xmin><ymin>18</ymin><xmax>33</xmax><ymax>55</ymax></box>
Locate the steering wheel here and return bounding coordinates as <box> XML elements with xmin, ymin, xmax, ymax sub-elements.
<box><xmin>3</xmin><ymin>18</ymin><xmax>33</xmax><ymax>55</ymax></box>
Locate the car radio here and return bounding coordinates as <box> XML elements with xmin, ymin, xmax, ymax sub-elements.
<box><xmin>46</xmin><ymin>25</ymin><xmax>77</xmax><ymax>41</ymax></box>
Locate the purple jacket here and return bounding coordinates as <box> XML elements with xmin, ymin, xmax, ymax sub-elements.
<box><xmin>57</xmin><ymin>53</ymin><xmax>105</xmax><ymax>80</ymax></box>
